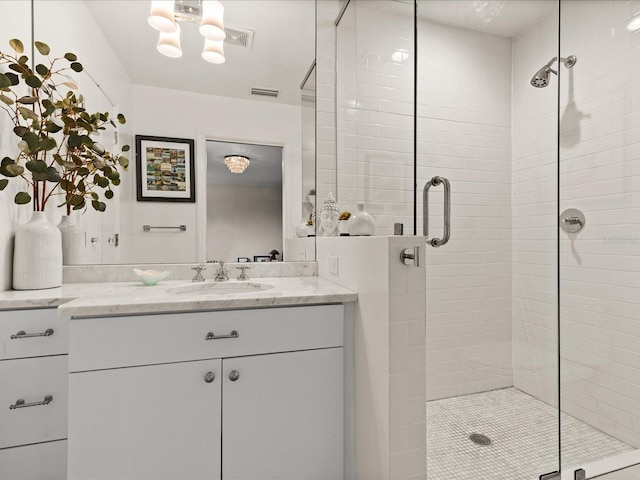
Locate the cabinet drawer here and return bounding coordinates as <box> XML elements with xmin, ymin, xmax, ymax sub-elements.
<box><xmin>0</xmin><ymin>309</ymin><xmax>68</xmax><ymax>360</ymax></box>
<box><xmin>0</xmin><ymin>439</ymin><xmax>67</xmax><ymax>479</ymax></box>
<box><xmin>0</xmin><ymin>356</ymin><xmax>68</xmax><ymax>449</ymax></box>
<box><xmin>69</xmin><ymin>304</ymin><xmax>344</xmax><ymax>371</ymax></box>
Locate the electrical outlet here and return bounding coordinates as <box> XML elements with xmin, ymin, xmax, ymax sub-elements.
<box><xmin>327</xmin><ymin>255</ymin><xmax>339</xmax><ymax>276</ymax></box>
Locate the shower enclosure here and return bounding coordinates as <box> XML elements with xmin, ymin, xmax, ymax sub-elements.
<box><xmin>330</xmin><ymin>0</ymin><xmax>640</xmax><ymax>478</ymax></box>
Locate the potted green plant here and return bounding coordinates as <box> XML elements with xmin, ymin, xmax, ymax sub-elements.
<box><xmin>0</xmin><ymin>39</ymin><xmax>129</xmax><ymax>289</ymax></box>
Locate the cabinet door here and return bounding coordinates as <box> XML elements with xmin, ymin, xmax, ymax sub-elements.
<box><xmin>68</xmin><ymin>360</ymin><xmax>222</xmax><ymax>480</ymax></box>
<box><xmin>0</xmin><ymin>440</ymin><xmax>66</xmax><ymax>480</ymax></box>
<box><xmin>223</xmin><ymin>348</ymin><xmax>344</xmax><ymax>480</ymax></box>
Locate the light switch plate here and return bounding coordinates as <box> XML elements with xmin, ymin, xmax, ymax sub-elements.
<box><xmin>327</xmin><ymin>255</ymin><xmax>339</xmax><ymax>276</ymax></box>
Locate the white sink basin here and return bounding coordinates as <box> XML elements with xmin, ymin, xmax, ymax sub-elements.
<box><xmin>167</xmin><ymin>282</ymin><xmax>275</xmax><ymax>296</ymax></box>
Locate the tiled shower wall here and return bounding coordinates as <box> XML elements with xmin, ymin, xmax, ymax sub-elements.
<box><xmin>335</xmin><ymin>1</ymin><xmax>415</xmax><ymax>233</ymax></box>
<box><xmin>417</xmin><ymin>20</ymin><xmax>514</xmax><ymax>401</ymax></box>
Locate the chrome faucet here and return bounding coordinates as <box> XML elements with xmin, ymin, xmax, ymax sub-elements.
<box><xmin>191</xmin><ymin>265</ymin><xmax>206</xmax><ymax>282</ymax></box>
<box><xmin>214</xmin><ymin>261</ymin><xmax>229</xmax><ymax>282</ymax></box>
<box><xmin>236</xmin><ymin>265</ymin><xmax>250</xmax><ymax>281</ymax></box>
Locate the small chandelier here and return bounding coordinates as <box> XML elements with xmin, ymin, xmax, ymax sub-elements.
<box><xmin>148</xmin><ymin>1</ymin><xmax>226</xmax><ymax>64</ymax></box>
<box><xmin>224</xmin><ymin>155</ymin><xmax>250</xmax><ymax>174</ymax></box>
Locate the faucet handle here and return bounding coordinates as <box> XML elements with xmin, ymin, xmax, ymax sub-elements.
<box><xmin>218</xmin><ymin>261</ymin><xmax>225</xmax><ymax>268</ymax></box>
<box><xmin>236</xmin><ymin>265</ymin><xmax>251</xmax><ymax>280</ymax></box>
<box><xmin>192</xmin><ymin>265</ymin><xmax>206</xmax><ymax>272</ymax></box>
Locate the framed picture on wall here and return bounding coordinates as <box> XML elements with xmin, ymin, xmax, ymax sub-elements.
<box><xmin>237</xmin><ymin>257</ymin><xmax>250</xmax><ymax>263</ymax></box>
<box><xmin>135</xmin><ymin>135</ymin><xmax>195</xmax><ymax>202</ymax></box>
<box><xmin>254</xmin><ymin>256</ymin><xmax>270</xmax><ymax>262</ymax></box>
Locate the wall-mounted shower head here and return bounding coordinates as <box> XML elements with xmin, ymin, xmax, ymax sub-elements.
<box><xmin>530</xmin><ymin>55</ymin><xmax>577</xmax><ymax>88</ymax></box>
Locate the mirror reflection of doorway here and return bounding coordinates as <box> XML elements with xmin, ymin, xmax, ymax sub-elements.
<box><xmin>206</xmin><ymin>140</ymin><xmax>283</xmax><ymax>263</ymax></box>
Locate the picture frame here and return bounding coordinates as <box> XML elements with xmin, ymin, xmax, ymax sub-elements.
<box><xmin>237</xmin><ymin>257</ymin><xmax>250</xmax><ymax>263</ymax></box>
<box><xmin>253</xmin><ymin>255</ymin><xmax>271</xmax><ymax>262</ymax></box>
<box><xmin>136</xmin><ymin>135</ymin><xmax>195</xmax><ymax>202</ymax></box>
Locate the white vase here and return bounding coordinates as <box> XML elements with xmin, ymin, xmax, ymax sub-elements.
<box><xmin>347</xmin><ymin>203</ymin><xmax>375</xmax><ymax>236</ymax></box>
<box><xmin>13</xmin><ymin>211</ymin><xmax>63</xmax><ymax>290</ymax></box>
<box><xmin>58</xmin><ymin>215</ymin><xmax>85</xmax><ymax>265</ymax></box>
<box><xmin>338</xmin><ymin>220</ymin><xmax>350</xmax><ymax>236</ymax></box>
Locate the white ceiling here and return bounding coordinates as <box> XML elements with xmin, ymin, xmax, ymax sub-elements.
<box><xmin>417</xmin><ymin>1</ymin><xmax>555</xmax><ymax>38</ymax></box>
<box><xmin>206</xmin><ymin>141</ymin><xmax>282</xmax><ymax>186</ymax></box>
<box><xmin>85</xmin><ymin>0</ymin><xmax>315</xmax><ymax>106</ymax></box>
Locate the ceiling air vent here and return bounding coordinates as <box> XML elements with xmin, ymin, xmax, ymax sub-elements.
<box><xmin>224</xmin><ymin>26</ymin><xmax>254</xmax><ymax>49</ymax></box>
<box><xmin>251</xmin><ymin>88</ymin><xmax>279</xmax><ymax>98</ymax></box>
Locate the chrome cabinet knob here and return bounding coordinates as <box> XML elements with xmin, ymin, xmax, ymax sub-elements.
<box><xmin>229</xmin><ymin>370</ymin><xmax>240</xmax><ymax>382</ymax></box>
<box><xmin>204</xmin><ymin>372</ymin><xmax>215</xmax><ymax>383</ymax></box>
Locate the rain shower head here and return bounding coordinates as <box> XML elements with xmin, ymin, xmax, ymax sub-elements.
<box><xmin>530</xmin><ymin>55</ymin><xmax>577</xmax><ymax>88</ymax></box>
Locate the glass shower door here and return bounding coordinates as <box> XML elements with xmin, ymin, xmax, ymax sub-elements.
<box><xmin>417</xmin><ymin>1</ymin><xmax>562</xmax><ymax>478</ymax></box>
<box><xmin>559</xmin><ymin>0</ymin><xmax>640</xmax><ymax>477</ymax></box>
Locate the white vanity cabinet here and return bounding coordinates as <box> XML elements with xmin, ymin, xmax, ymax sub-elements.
<box><xmin>0</xmin><ymin>308</ymin><xmax>68</xmax><ymax>480</ymax></box>
<box><xmin>67</xmin><ymin>304</ymin><xmax>345</xmax><ymax>480</ymax></box>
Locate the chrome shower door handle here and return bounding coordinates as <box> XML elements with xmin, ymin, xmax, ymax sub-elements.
<box><xmin>423</xmin><ymin>176</ymin><xmax>451</xmax><ymax>247</ymax></box>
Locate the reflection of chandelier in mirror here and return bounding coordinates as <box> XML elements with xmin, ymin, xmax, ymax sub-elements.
<box><xmin>148</xmin><ymin>1</ymin><xmax>226</xmax><ymax>64</ymax></box>
<box><xmin>224</xmin><ymin>155</ymin><xmax>250</xmax><ymax>174</ymax></box>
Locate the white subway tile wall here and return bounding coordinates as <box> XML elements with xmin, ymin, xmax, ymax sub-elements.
<box><xmin>417</xmin><ymin>20</ymin><xmax>514</xmax><ymax>401</ymax></box>
<box><xmin>336</xmin><ymin>2</ymin><xmax>415</xmax><ymax>234</ymax></box>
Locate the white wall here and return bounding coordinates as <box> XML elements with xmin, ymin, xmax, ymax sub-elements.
<box><xmin>317</xmin><ymin>236</ymin><xmax>426</xmax><ymax>480</ymax></box>
<box><xmin>0</xmin><ymin>1</ymin><xmax>31</xmax><ymax>291</ymax></box>
<box><xmin>206</xmin><ymin>183</ymin><xmax>282</xmax><ymax>262</ymax></box>
<box><xmin>126</xmin><ymin>85</ymin><xmax>302</xmax><ymax>264</ymax></box>
<box><xmin>511</xmin><ymin>9</ymin><xmax>559</xmax><ymax>408</ymax></box>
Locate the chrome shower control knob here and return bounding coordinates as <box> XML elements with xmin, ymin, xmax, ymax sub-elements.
<box><xmin>204</xmin><ymin>372</ymin><xmax>215</xmax><ymax>383</ymax></box>
<box><xmin>229</xmin><ymin>370</ymin><xmax>240</xmax><ymax>382</ymax></box>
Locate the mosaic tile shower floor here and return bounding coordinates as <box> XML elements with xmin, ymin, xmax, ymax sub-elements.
<box><xmin>426</xmin><ymin>387</ymin><xmax>633</xmax><ymax>480</ymax></box>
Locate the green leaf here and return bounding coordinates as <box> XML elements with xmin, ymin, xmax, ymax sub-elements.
<box><xmin>13</xmin><ymin>126</ymin><xmax>28</xmax><ymax>137</ymax></box>
<box><xmin>105</xmin><ymin>190</ymin><xmax>114</xmax><ymax>199</ymax></box>
<box><xmin>91</xmin><ymin>200</ymin><xmax>106</xmax><ymax>212</ymax></box>
<box><xmin>39</xmin><ymin>137</ymin><xmax>56</xmax><ymax>151</ymax></box>
<box><xmin>70</xmin><ymin>62</ymin><xmax>83</xmax><ymax>72</ymax></box>
<box><xmin>72</xmin><ymin>199</ymin><xmax>85</xmax><ymax>210</ymax></box>
<box><xmin>14</xmin><ymin>191</ymin><xmax>31</xmax><ymax>204</ymax></box>
<box><xmin>5</xmin><ymin>72</ymin><xmax>18</xmax><ymax>85</ymax></box>
<box><xmin>78</xmin><ymin>167</ymin><xmax>90</xmax><ymax>176</ymax></box>
<box><xmin>9</xmin><ymin>39</ymin><xmax>24</xmax><ymax>53</ymax></box>
<box><xmin>67</xmin><ymin>134</ymin><xmax>81</xmax><ymax>148</ymax></box>
<box><xmin>78</xmin><ymin>180</ymin><xmax>85</xmax><ymax>193</ymax></box>
<box><xmin>17</xmin><ymin>96</ymin><xmax>38</xmax><ymax>104</ymax></box>
<box><xmin>22</xmin><ymin>132</ymin><xmax>39</xmax><ymax>151</ymax></box>
<box><xmin>117</xmin><ymin>113</ymin><xmax>126</xmax><ymax>124</ymax></box>
<box><xmin>121</xmin><ymin>145</ymin><xmax>130</xmax><ymax>152</ymax></box>
<box><xmin>69</xmin><ymin>194</ymin><xmax>84</xmax><ymax>206</ymax></box>
<box><xmin>26</xmin><ymin>160</ymin><xmax>47</xmax><ymax>173</ymax></box>
<box><xmin>34</xmin><ymin>41</ymin><xmax>50</xmax><ymax>56</ymax></box>
<box><xmin>17</xmin><ymin>107</ymin><xmax>38</xmax><ymax>121</ymax></box>
<box><xmin>5</xmin><ymin>164</ymin><xmax>24</xmax><ymax>176</ymax></box>
<box><xmin>0</xmin><ymin>73</ymin><xmax>10</xmax><ymax>88</ymax></box>
<box><xmin>0</xmin><ymin>94</ymin><xmax>14</xmax><ymax>105</ymax></box>
<box><xmin>89</xmin><ymin>192</ymin><xmax>98</xmax><ymax>200</ymax></box>
<box><xmin>32</xmin><ymin>171</ymin><xmax>48</xmax><ymax>181</ymax></box>
<box><xmin>96</xmin><ymin>176</ymin><xmax>109</xmax><ymax>188</ymax></box>
<box><xmin>118</xmin><ymin>156</ymin><xmax>129</xmax><ymax>168</ymax></box>
<box><xmin>35</xmin><ymin>64</ymin><xmax>49</xmax><ymax>77</ymax></box>
<box><xmin>24</xmin><ymin>75</ymin><xmax>42</xmax><ymax>88</ymax></box>
<box><xmin>111</xmin><ymin>178</ymin><xmax>121</xmax><ymax>186</ymax></box>
<box><xmin>0</xmin><ymin>179</ymin><xmax>8</xmax><ymax>190</ymax></box>
<box><xmin>60</xmin><ymin>179</ymin><xmax>73</xmax><ymax>192</ymax></box>
<box><xmin>44</xmin><ymin>121</ymin><xmax>62</xmax><ymax>133</ymax></box>
<box><xmin>107</xmin><ymin>171</ymin><xmax>120</xmax><ymax>181</ymax></box>
<box><xmin>17</xmin><ymin>55</ymin><xmax>29</xmax><ymax>65</ymax></box>
<box><xmin>45</xmin><ymin>167</ymin><xmax>61</xmax><ymax>182</ymax></box>
<box><xmin>64</xmin><ymin>52</ymin><xmax>77</xmax><ymax>62</ymax></box>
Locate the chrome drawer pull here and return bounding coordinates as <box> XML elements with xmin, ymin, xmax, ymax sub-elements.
<box><xmin>205</xmin><ymin>330</ymin><xmax>239</xmax><ymax>341</ymax></box>
<box><xmin>10</xmin><ymin>395</ymin><xmax>53</xmax><ymax>410</ymax></box>
<box><xmin>10</xmin><ymin>328</ymin><xmax>54</xmax><ymax>339</ymax></box>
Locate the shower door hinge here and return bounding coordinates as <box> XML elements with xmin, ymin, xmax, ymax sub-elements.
<box><xmin>539</xmin><ymin>472</ymin><xmax>560</xmax><ymax>480</ymax></box>
<box><xmin>574</xmin><ymin>469</ymin><xmax>586</xmax><ymax>480</ymax></box>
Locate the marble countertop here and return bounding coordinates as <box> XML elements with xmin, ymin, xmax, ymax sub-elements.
<box><xmin>0</xmin><ymin>277</ymin><xmax>357</xmax><ymax>317</ymax></box>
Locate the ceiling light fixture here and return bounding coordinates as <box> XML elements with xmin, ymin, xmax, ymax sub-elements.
<box><xmin>224</xmin><ymin>155</ymin><xmax>250</xmax><ymax>174</ymax></box>
<box><xmin>148</xmin><ymin>0</ymin><xmax>226</xmax><ymax>64</ymax></box>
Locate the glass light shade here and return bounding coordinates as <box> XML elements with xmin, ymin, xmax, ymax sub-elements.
<box><xmin>199</xmin><ymin>1</ymin><xmax>226</xmax><ymax>41</ymax></box>
<box><xmin>224</xmin><ymin>155</ymin><xmax>250</xmax><ymax>174</ymax></box>
<box><xmin>148</xmin><ymin>1</ymin><xmax>177</xmax><ymax>33</ymax></box>
<box><xmin>157</xmin><ymin>26</ymin><xmax>182</xmax><ymax>58</ymax></box>
<box><xmin>202</xmin><ymin>39</ymin><xmax>225</xmax><ymax>64</ymax></box>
